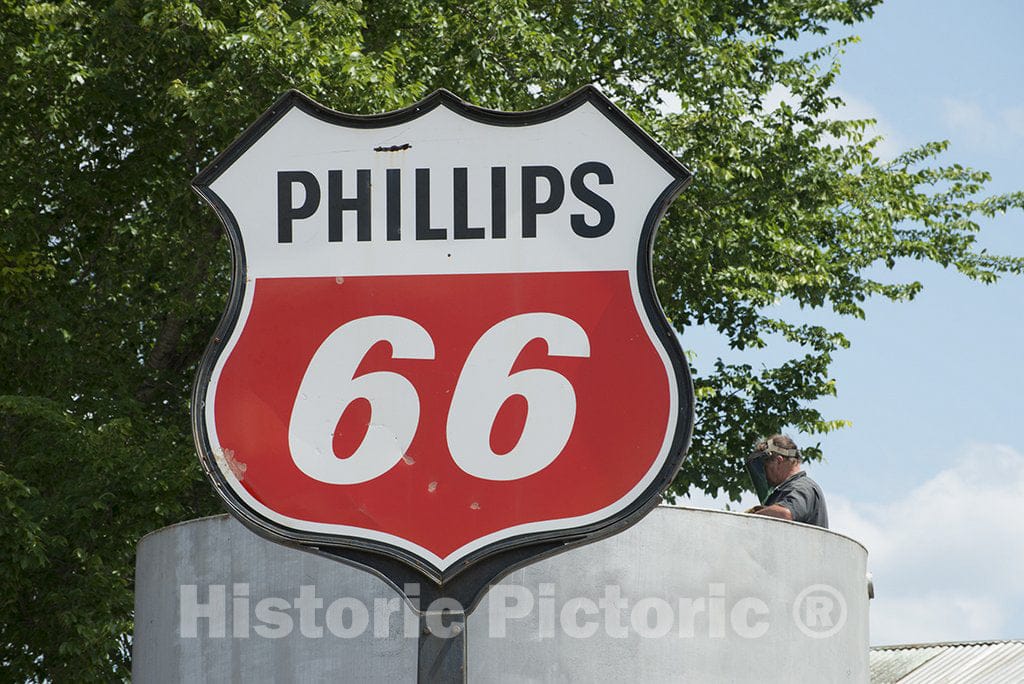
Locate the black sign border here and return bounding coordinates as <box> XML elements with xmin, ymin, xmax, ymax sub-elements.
<box><xmin>191</xmin><ymin>86</ymin><xmax>694</xmax><ymax>610</ymax></box>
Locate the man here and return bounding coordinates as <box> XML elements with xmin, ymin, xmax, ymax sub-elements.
<box><xmin>746</xmin><ymin>434</ymin><xmax>829</xmax><ymax>529</ymax></box>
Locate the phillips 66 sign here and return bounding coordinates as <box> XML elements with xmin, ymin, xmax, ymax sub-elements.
<box><xmin>192</xmin><ymin>86</ymin><xmax>693</xmax><ymax>589</ymax></box>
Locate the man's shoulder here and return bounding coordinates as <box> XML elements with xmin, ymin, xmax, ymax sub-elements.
<box><xmin>778</xmin><ymin>471</ymin><xmax>810</xmax><ymax>491</ymax></box>
<box><xmin>765</xmin><ymin>471</ymin><xmax>819</xmax><ymax>503</ymax></box>
<box><xmin>797</xmin><ymin>472</ymin><xmax>822</xmax><ymax>488</ymax></box>
<box><xmin>803</xmin><ymin>476</ymin><xmax>827</xmax><ymax>501</ymax></box>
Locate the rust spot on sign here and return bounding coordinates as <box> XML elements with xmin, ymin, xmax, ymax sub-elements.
<box><xmin>217</xmin><ymin>448</ymin><xmax>247</xmax><ymax>481</ymax></box>
<box><xmin>427</xmin><ymin>481</ymin><xmax>438</xmax><ymax>493</ymax></box>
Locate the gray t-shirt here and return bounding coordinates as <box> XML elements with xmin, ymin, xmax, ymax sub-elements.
<box><xmin>764</xmin><ymin>471</ymin><xmax>828</xmax><ymax>528</ymax></box>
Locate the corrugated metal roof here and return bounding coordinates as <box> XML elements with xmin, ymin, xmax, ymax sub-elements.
<box><xmin>871</xmin><ymin>640</ymin><xmax>1024</xmax><ymax>683</ymax></box>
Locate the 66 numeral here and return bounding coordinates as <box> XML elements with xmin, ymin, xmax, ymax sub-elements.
<box><xmin>288</xmin><ymin>313</ymin><xmax>590</xmax><ymax>485</ymax></box>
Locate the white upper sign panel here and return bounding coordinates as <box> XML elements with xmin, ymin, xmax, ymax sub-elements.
<box><xmin>208</xmin><ymin>91</ymin><xmax>677</xmax><ymax>277</ymax></box>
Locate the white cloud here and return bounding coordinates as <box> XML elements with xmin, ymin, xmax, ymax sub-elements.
<box><xmin>657</xmin><ymin>90</ymin><xmax>682</xmax><ymax>115</ymax></box>
<box><xmin>827</xmin><ymin>89</ymin><xmax>904</xmax><ymax>161</ymax></box>
<box><xmin>943</xmin><ymin>98</ymin><xmax>996</xmax><ymax>147</ymax></box>
<box><xmin>942</xmin><ymin>97</ymin><xmax>1024</xmax><ymax>150</ymax></box>
<box><xmin>659</xmin><ymin>84</ymin><xmax>904</xmax><ymax>161</ymax></box>
<box><xmin>832</xmin><ymin>443</ymin><xmax>1024</xmax><ymax>644</ymax></box>
<box><xmin>869</xmin><ymin>594</ymin><xmax>1006</xmax><ymax>646</ymax></box>
<box><xmin>680</xmin><ymin>443</ymin><xmax>1024</xmax><ymax>645</ymax></box>
<box><xmin>1003</xmin><ymin>107</ymin><xmax>1024</xmax><ymax>138</ymax></box>
<box><xmin>766</xmin><ymin>84</ymin><xmax>904</xmax><ymax>160</ymax></box>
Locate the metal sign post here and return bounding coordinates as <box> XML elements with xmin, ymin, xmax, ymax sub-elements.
<box><xmin>418</xmin><ymin>607</ymin><xmax>466</xmax><ymax>682</ymax></box>
<box><xmin>191</xmin><ymin>87</ymin><xmax>693</xmax><ymax>681</ymax></box>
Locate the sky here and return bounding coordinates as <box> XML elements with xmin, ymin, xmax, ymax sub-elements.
<box><xmin>682</xmin><ymin>0</ymin><xmax>1024</xmax><ymax>646</ymax></box>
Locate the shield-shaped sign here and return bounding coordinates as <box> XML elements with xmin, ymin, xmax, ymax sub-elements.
<box><xmin>192</xmin><ymin>87</ymin><xmax>693</xmax><ymax>596</ymax></box>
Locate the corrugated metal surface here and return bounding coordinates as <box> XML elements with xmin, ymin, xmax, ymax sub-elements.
<box><xmin>870</xmin><ymin>645</ymin><xmax>944</xmax><ymax>682</ymax></box>
<box><xmin>871</xmin><ymin>641</ymin><xmax>1024</xmax><ymax>683</ymax></box>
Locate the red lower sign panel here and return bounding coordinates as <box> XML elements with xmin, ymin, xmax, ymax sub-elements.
<box><xmin>213</xmin><ymin>270</ymin><xmax>670</xmax><ymax>559</ymax></box>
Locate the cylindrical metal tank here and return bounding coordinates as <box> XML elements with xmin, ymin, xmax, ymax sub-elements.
<box><xmin>133</xmin><ymin>507</ymin><xmax>869</xmax><ymax>682</ymax></box>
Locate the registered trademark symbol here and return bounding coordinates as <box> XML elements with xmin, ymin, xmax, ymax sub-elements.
<box><xmin>792</xmin><ymin>584</ymin><xmax>848</xmax><ymax>639</ymax></box>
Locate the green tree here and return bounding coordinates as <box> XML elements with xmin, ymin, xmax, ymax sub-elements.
<box><xmin>2</xmin><ymin>0</ymin><xmax>1021</xmax><ymax>679</ymax></box>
